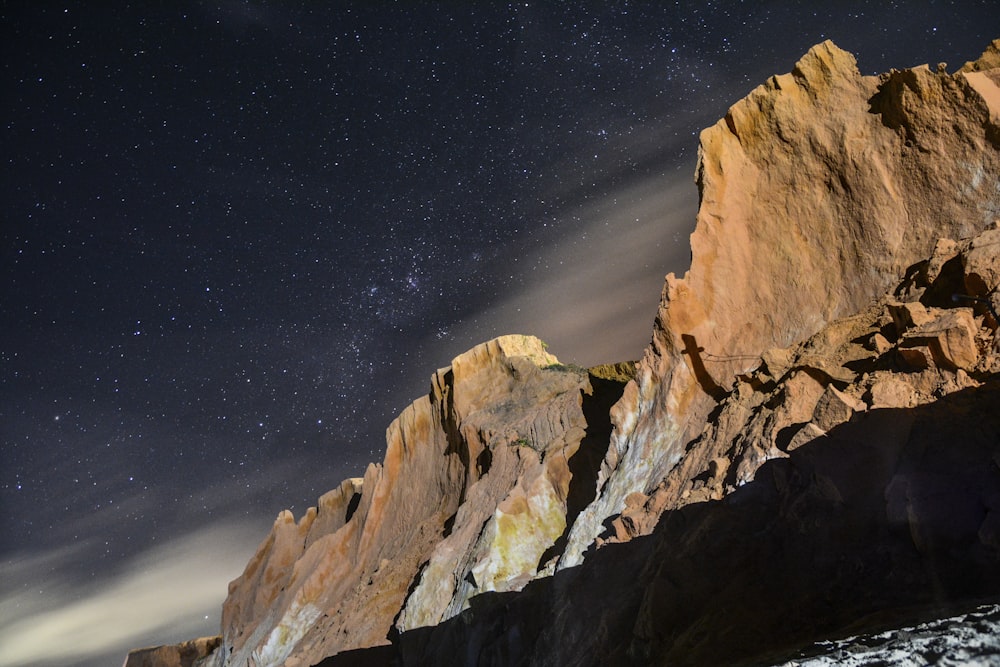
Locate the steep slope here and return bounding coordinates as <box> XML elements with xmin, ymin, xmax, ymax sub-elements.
<box><xmin>125</xmin><ymin>39</ymin><xmax>1000</xmax><ymax>667</ymax></box>
<box><xmin>195</xmin><ymin>336</ymin><xmax>630</xmax><ymax>667</ymax></box>
<box><xmin>559</xmin><ymin>38</ymin><xmax>1000</xmax><ymax>567</ymax></box>
<box><xmin>391</xmin><ymin>225</ymin><xmax>1000</xmax><ymax>665</ymax></box>
<box><xmin>319</xmin><ymin>229</ymin><xmax>1000</xmax><ymax>666</ymax></box>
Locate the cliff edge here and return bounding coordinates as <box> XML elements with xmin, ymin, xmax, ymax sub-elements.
<box><xmin>126</xmin><ymin>39</ymin><xmax>1000</xmax><ymax>667</ymax></box>
<box><xmin>560</xmin><ymin>38</ymin><xmax>1000</xmax><ymax>568</ymax></box>
<box><xmin>195</xmin><ymin>336</ymin><xmax>630</xmax><ymax>667</ymax></box>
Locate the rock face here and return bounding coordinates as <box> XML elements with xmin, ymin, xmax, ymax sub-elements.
<box><xmin>122</xmin><ymin>636</ymin><xmax>221</xmax><ymax>667</ymax></box>
<box><xmin>131</xmin><ymin>39</ymin><xmax>1000</xmax><ymax>667</ymax></box>
<box><xmin>390</xmin><ymin>228</ymin><xmax>1000</xmax><ymax>666</ymax></box>
<box><xmin>559</xmin><ymin>37</ymin><xmax>1000</xmax><ymax>567</ymax></box>
<box><xmin>200</xmin><ymin>335</ymin><xmax>630</xmax><ymax>667</ymax></box>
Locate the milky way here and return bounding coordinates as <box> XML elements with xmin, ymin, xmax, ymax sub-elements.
<box><xmin>1</xmin><ymin>3</ymin><xmax>997</xmax><ymax>666</ymax></box>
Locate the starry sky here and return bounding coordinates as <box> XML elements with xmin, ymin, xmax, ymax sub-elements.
<box><xmin>1</xmin><ymin>3</ymin><xmax>997</xmax><ymax>666</ymax></box>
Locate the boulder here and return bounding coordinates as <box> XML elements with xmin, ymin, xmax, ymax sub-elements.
<box><xmin>900</xmin><ymin>308</ymin><xmax>980</xmax><ymax>371</ymax></box>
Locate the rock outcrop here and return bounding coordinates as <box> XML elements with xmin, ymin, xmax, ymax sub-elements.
<box><xmin>781</xmin><ymin>603</ymin><xmax>1000</xmax><ymax>666</ymax></box>
<box><xmin>130</xmin><ymin>39</ymin><xmax>1000</xmax><ymax>667</ymax></box>
<box><xmin>604</xmin><ymin>225</ymin><xmax>1000</xmax><ymax>545</ymax></box>
<box><xmin>559</xmin><ymin>37</ymin><xmax>1000</xmax><ymax>567</ymax></box>
<box><xmin>200</xmin><ymin>336</ymin><xmax>630</xmax><ymax>667</ymax></box>
<box><xmin>123</xmin><ymin>636</ymin><xmax>221</xmax><ymax>667</ymax></box>
<box><xmin>381</xmin><ymin>225</ymin><xmax>1000</xmax><ymax>666</ymax></box>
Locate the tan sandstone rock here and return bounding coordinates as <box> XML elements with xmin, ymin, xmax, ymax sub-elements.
<box><xmin>927</xmin><ymin>237</ymin><xmax>960</xmax><ymax>284</ymax></box>
<box><xmin>963</xmin><ymin>228</ymin><xmax>1000</xmax><ymax>296</ymax></box>
<box><xmin>959</xmin><ymin>38</ymin><xmax>1000</xmax><ymax>73</ymax></box>
<box><xmin>195</xmin><ymin>335</ymin><xmax>629</xmax><ymax>667</ymax></box>
<box><xmin>867</xmin><ymin>375</ymin><xmax>918</xmax><ymax>409</ymax></box>
<box><xmin>129</xmin><ymin>39</ymin><xmax>1000</xmax><ymax>667</ymax></box>
<box><xmin>901</xmin><ymin>308</ymin><xmax>981</xmax><ymax>371</ymax></box>
<box><xmin>812</xmin><ymin>384</ymin><xmax>867</xmax><ymax>432</ymax></box>
<box><xmin>889</xmin><ymin>301</ymin><xmax>936</xmax><ymax>334</ymax></box>
<box><xmin>785</xmin><ymin>422</ymin><xmax>826</xmax><ymax>452</ymax></box>
<box><xmin>561</xmin><ymin>39</ymin><xmax>1000</xmax><ymax>567</ymax></box>
<box><xmin>122</xmin><ymin>637</ymin><xmax>221</xmax><ymax>667</ymax></box>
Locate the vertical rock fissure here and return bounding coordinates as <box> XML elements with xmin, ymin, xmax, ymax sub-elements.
<box><xmin>537</xmin><ymin>372</ymin><xmax>630</xmax><ymax>569</ymax></box>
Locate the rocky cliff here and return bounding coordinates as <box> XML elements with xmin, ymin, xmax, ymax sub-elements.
<box><xmin>560</xmin><ymin>38</ymin><xmax>1000</xmax><ymax>569</ymax></box>
<box><xmin>125</xmin><ymin>39</ymin><xmax>1000</xmax><ymax>667</ymax></box>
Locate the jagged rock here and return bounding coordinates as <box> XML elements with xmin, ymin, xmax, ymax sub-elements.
<box><xmin>866</xmin><ymin>374</ymin><xmax>917</xmax><ymax>409</ymax></box>
<box><xmin>959</xmin><ymin>37</ymin><xmax>1000</xmax><ymax>72</ymax></box>
<box><xmin>393</xmin><ymin>353</ymin><xmax>628</xmax><ymax>632</ymax></box>
<box><xmin>927</xmin><ymin>237</ymin><xmax>960</xmax><ymax>284</ymax></box>
<box><xmin>963</xmin><ymin>227</ymin><xmax>1000</xmax><ymax>296</ymax></box>
<box><xmin>785</xmin><ymin>422</ymin><xmax>825</xmax><ymax>452</ymax></box>
<box><xmin>888</xmin><ymin>301</ymin><xmax>935</xmax><ymax>334</ymax></box>
<box><xmin>762</xmin><ymin>346</ymin><xmax>795</xmax><ymax>379</ymax></box>
<box><xmin>897</xmin><ymin>345</ymin><xmax>934</xmax><ymax>370</ymax></box>
<box><xmin>122</xmin><ymin>637</ymin><xmax>221</xmax><ymax>667</ymax></box>
<box><xmin>900</xmin><ymin>307</ymin><xmax>981</xmax><ymax>371</ymax></box>
<box><xmin>811</xmin><ymin>384</ymin><xmax>866</xmax><ymax>432</ymax></box>
<box><xmin>193</xmin><ymin>335</ymin><xmax>629</xmax><ymax>667</ymax></box>
<box><xmin>959</xmin><ymin>39</ymin><xmax>1000</xmax><ymax>141</ymax></box>
<box><xmin>772</xmin><ymin>370</ymin><xmax>827</xmax><ymax>435</ymax></box>
<box><xmin>870</xmin><ymin>332</ymin><xmax>893</xmax><ymax>355</ymax></box>
<box><xmin>560</xmin><ymin>38</ymin><xmax>1000</xmax><ymax>568</ymax></box>
<box><xmin>129</xmin><ymin>40</ymin><xmax>1000</xmax><ymax>667</ymax></box>
<box><xmin>393</xmin><ymin>374</ymin><xmax>1000</xmax><ymax>667</ymax></box>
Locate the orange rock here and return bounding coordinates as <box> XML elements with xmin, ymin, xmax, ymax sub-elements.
<box><xmin>888</xmin><ymin>302</ymin><xmax>935</xmax><ymax>334</ymax></box>
<box><xmin>963</xmin><ymin>228</ymin><xmax>1000</xmax><ymax>296</ymax></box>
<box><xmin>122</xmin><ymin>637</ymin><xmax>220</xmax><ymax>667</ymax></box>
<box><xmin>812</xmin><ymin>384</ymin><xmax>866</xmax><ymax>432</ymax></box>
<box><xmin>129</xmin><ymin>40</ymin><xmax>1000</xmax><ymax>667</ymax></box>
<box><xmin>210</xmin><ymin>335</ymin><xmax>616</xmax><ymax>666</ymax></box>
<box><xmin>562</xmin><ymin>39</ymin><xmax>1000</xmax><ymax>567</ymax></box>
<box><xmin>867</xmin><ymin>375</ymin><xmax>918</xmax><ymax>409</ymax></box>
<box><xmin>901</xmin><ymin>308</ymin><xmax>981</xmax><ymax>371</ymax></box>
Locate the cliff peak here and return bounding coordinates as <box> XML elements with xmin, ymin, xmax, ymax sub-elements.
<box><xmin>167</xmin><ymin>333</ymin><xmax>630</xmax><ymax>667</ymax></box>
<box><xmin>127</xmin><ymin>39</ymin><xmax>1000</xmax><ymax>667</ymax></box>
<box><xmin>559</xmin><ymin>34</ymin><xmax>1000</xmax><ymax>569</ymax></box>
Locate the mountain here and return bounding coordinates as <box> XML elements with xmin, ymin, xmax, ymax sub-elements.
<box><xmin>124</xmin><ymin>38</ymin><xmax>1000</xmax><ymax>667</ymax></box>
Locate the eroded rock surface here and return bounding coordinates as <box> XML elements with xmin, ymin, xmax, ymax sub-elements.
<box><xmin>560</xmin><ymin>38</ymin><xmax>1000</xmax><ymax>568</ymax></box>
<box><xmin>391</xmin><ymin>228</ymin><xmax>1000</xmax><ymax>665</ymax></box>
<box><xmin>607</xmin><ymin>226</ymin><xmax>1000</xmax><ymax>546</ymax></box>
<box><xmin>196</xmin><ymin>335</ymin><xmax>630</xmax><ymax>667</ymax></box>
<box><xmin>129</xmin><ymin>39</ymin><xmax>1000</xmax><ymax>667</ymax></box>
<box><xmin>122</xmin><ymin>636</ymin><xmax>221</xmax><ymax>667</ymax></box>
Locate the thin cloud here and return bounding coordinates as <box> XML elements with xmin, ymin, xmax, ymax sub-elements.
<box><xmin>456</xmin><ymin>172</ymin><xmax>697</xmax><ymax>366</ymax></box>
<box><xmin>0</xmin><ymin>520</ymin><xmax>260</xmax><ymax>667</ymax></box>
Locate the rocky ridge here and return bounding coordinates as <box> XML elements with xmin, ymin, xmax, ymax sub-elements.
<box><xmin>384</xmin><ymin>228</ymin><xmax>1000</xmax><ymax>666</ymax></box>
<box><xmin>560</xmin><ymin>37</ymin><xmax>1000</xmax><ymax>568</ymax></box>
<box><xmin>193</xmin><ymin>335</ymin><xmax>630</xmax><ymax>667</ymax></box>
<box><xmin>125</xmin><ymin>39</ymin><xmax>1000</xmax><ymax>667</ymax></box>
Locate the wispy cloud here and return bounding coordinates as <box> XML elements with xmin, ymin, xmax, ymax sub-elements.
<box><xmin>454</xmin><ymin>172</ymin><xmax>697</xmax><ymax>366</ymax></box>
<box><xmin>0</xmin><ymin>520</ymin><xmax>262</xmax><ymax>667</ymax></box>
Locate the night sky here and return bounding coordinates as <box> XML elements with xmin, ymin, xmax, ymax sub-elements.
<box><xmin>2</xmin><ymin>3</ymin><xmax>997</xmax><ymax>666</ymax></box>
